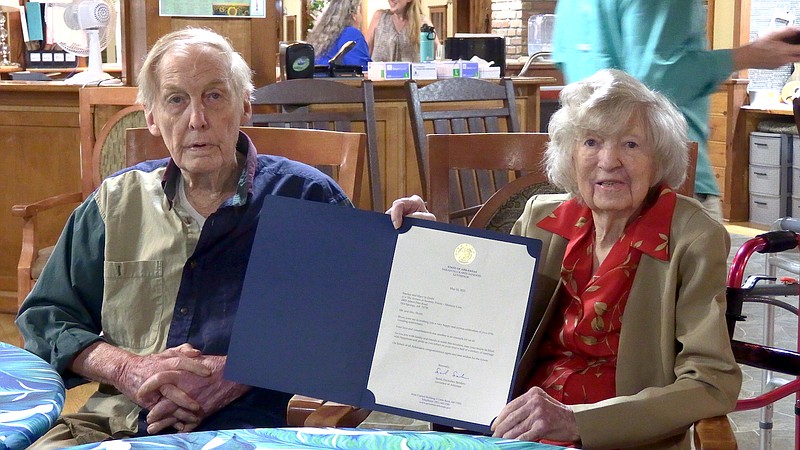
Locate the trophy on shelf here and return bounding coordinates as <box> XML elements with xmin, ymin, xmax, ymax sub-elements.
<box><xmin>0</xmin><ymin>0</ymin><xmax>21</xmax><ymax>67</ymax></box>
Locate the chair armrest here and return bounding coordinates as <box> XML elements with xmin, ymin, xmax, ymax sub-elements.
<box><xmin>11</xmin><ymin>192</ymin><xmax>83</xmax><ymax>219</ymax></box>
<box><xmin>287</xmin><ymin>394</ymin><xmax>370</xmax><ymax>428</ymax></box>
<box><xmin>693</xmin><ymin>415</ymin><xmax>737</xmax><ymax>450</ymax></box>
<box><xmin>287</xmin><ymin>395</ymin><xmax>325</xmax><ymax>427</ymax></box>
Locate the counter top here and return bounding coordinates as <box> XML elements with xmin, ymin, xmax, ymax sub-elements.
<box><xmin>0</xmin><ymin>81</ymin><xmax>81</xmax><ymax>92</ymax></box>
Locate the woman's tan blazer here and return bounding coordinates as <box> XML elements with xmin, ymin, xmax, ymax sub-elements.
<box><xmin>510</xmin><ymin>193</ymin><xmax>742</xmax><ymax>450</ymax></box>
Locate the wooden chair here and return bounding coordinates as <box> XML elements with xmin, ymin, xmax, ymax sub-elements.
<box><xmin>426</xmin><ymin>133</ymin><xmax>558</xmax><ymax>226</ymax></box>
<box><xmin>405</xmin><ymin>77</ymin><xmax>520</xmax><ymax>197</ymax></box>
<box><xmin>250</xmin><ymin>79</ymin><xmax>381</xmax><ymax>210</ymax></box>
<box><xmin>467</xmin><ymin>140</ymin><xmax>699</xmax><ymax>233</ymax></box>
<box><xmin>14</xmin><ymin>126</ymin><xmax>364</xmax><ymax>316</ymax></box>
<box><xmin>125</xmin><ymin>127</ymin><xmax>365</xmax><ymax>204</ymax></box>
<box><xmin>12</xmin><ymin>87</ymin><xmax>143</xmax><ymax>310</ymax></box>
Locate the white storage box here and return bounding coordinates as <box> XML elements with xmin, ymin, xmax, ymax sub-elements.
<box><xmin>792</xmin><ymin>167</ymin><xmax>800</xmax><ymax>197</ymax></box>
<box><xmin>750</xmin><ymin>132</ymin><xmax>791</xmax><ymax>166</ymax></box>
<box><xmin>479</xmin><ymin>66</ymin><xmax>501</xmax><ymax>78</ymax></box>
<box><xmin>435</xmin><ymin>60</ymin><xmax>479</xmax><ymax>78</ymax></box>
<box><xmin>383</xmin><ymin>62</ymin><xmax>411</xmax><ymax>80</ymax></box>
<box><xmin>749</xmin><ymin>164</ymin><xmax>789</xmax><ymax>196</ymax></box>
<box><xmin>367</xmin><ymin>62</ymin><xmax>384</xmax><ymax>80</ymax></box>
<box><xmin>794</xmin><ymin>135</ymin><xmax>800</xmax><ymax>168</ymax></box>
<box><xmin>367</xmin><ymin>62</ymin><xmax>410</xmax><ymax>80</ymax></box>
<box><xmin>792</xmin><ymin>195</ymin><xmax>800</xmax><ymax>218</ymax></box>
<box><xmin>750</xmin><ymin>193</ymin><xmax>788</xmax><ymax>226</ymax></box>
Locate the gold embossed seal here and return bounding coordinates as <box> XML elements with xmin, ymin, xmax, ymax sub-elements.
<box><xmin>454</xmin><ymin>243</ymin><xmax>476</xmax><ymax>265</ymax></box>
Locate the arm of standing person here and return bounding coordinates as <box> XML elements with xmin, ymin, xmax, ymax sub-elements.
<box><xmin>610</xmin><ymin>0</ymin><xmax>733</xmax><ymax>104</ymax></box>
<box><xmin>617</xmin><ymin>1</ymin><xmax>800</xmax><ymax>104</ymax></box>
<box><xmin>732</xmin><ymin>26</ymin><xmax>800</xmax><ymax>71</ymax></box>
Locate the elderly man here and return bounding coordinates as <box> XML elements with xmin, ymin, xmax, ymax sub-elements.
<box><xmin>17</xmin><ymin>27</ymin><xmax>351</xmax><ymax>448</ymax></box>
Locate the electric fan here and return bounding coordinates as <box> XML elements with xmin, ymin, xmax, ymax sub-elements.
<box><xmin>46</xmin><ymin>0</ymin><xmax>120</xmax><ymax>85</ymax></box>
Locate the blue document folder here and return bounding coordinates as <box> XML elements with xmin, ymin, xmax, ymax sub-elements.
<box><xmin>225</xmin><ymin>195</ymin><xmax>542</xmax><ymax>433</ymax></box>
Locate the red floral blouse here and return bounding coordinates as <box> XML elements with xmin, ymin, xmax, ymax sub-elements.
<box><xmin>527</xmin><ymin>186</ymin><xmax>677</xmax><ymax>405</ymax></box>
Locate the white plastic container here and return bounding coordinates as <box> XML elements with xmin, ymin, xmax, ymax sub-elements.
<box><xmin>528</xmin><ymin>14</ymin><xmax>555</xmax><ymax>56</ymax></box>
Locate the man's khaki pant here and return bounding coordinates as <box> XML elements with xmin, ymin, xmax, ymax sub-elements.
<box><xmin>29</xmin><ymin>413</ymin><xmax>136</xmax><ymax>449</ymax></box>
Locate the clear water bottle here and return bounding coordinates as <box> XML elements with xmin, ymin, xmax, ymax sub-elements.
<box><xmin>420</xmin><ymin>24</ymin><xmax>436</xmax><ymax>62</ymax></box>
<box><xmin>527</xmin><ymin>14</ymin><xmax>555</xmax><ymax>56</ymax></box>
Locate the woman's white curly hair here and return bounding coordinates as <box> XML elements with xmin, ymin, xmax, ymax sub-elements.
<box><xmin>545</xmin><ymin>69</ymin><xmax>690</xmax><ymax>197</ymax></box>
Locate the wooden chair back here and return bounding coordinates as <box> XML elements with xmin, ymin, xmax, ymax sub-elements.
<box><xmin>125</xmin><ymin>127</ymin><xmax>365</xmax><ymax>205</ymax></box>
<box><xmin>250</xmin><ymin>79</ymin><xmax>380</xmax><ymax>210</ymax></box>
<box><xmin>79</xmin><ymin>86</ymin><xmax>142</xmax><ymax>197</ymax></box>
<box><xmin>13</xmin><ymin>87</ymin><xmax>142</xmax><ymax>311</ymax></box>
<box><xmin>406</xmin><ymin>78</ymin><xmax>520</xmax><ymax>195</ymax></box>
<box><xmin>468</xmin><ymin>173</ymin><xmax>564</xmax><ymax>233</ymax></box>
<box><xmin>427</xmin><ymin>132</ymin><xmax>555</xmax><ymax>226</ymax></box>
<box><xmin>466</xmin><ymin>140</ymin><xmax>700</xmax><ymax>232</ymax></box>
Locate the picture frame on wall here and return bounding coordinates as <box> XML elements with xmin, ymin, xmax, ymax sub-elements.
<box><xmin>159</xmin><ymin>0</ymin><xmax>266</xmax><ymax>18</ymax></box>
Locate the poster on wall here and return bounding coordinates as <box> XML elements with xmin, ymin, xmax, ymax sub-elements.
<box><xmin>747</xmin><ymin>0</ymin><xmax>799</xmax><ymax>90</ymax></box>
<box><xmin>159</xmin><ymin>0</ymin><xmax>266</xmax><ymax>18</ymax></box>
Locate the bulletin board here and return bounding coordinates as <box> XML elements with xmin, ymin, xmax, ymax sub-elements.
<box><xmin>159</xmin><ymin>0</ymin><xmax>266</xmax><ymax>18</ymax></box>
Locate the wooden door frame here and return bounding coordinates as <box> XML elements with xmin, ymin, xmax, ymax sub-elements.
<box><xmin>429</xmin><ymin>5</ymin><xmax>447</xmax><ymax>40</ymax></box>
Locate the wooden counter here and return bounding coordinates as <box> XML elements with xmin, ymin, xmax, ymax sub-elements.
<box><xmin>0</xmin><ymin>82</ymin><xmax>81</xmax><ymax>312</ymax></box>
<box><xmin>505</xmin><ymin>60</ymin><xmax>565</xmax><ymax>85</ymax></box>
<box><xmin>0</xmin><ymin>77</ymin><xmax>552</xmax><ymax>306</ymax></box>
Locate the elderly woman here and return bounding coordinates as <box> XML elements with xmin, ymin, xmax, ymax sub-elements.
<box><xmin>307</xmin><ymin>0</ymin><xmax>371</xmax><ymax>71</ymax></box>
<box><xmin>17</xmin><ymin>28</ymin><xmax>351</xmax><ymax>447</ymax></box>
<box><xmin>388</xmin><ymin>69</ymin><xmax>741</xmax><ymax>449</ymax></box>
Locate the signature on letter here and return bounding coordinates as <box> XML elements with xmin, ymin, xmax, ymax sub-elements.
<box><xmin>435</xmin><ymin>367</ymin><xmax>469</xmax><ymax>380</ymax></box>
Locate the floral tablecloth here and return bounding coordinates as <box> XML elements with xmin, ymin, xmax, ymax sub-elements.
<box><xmin>70</xmin><ymin>427</ymin><xmax>565</xmax><ymax>449</ymax></box>
<box><xmin>0</xmin><ymin>342</ymin><xmax>65</xmax><ymax>450</ymax></box>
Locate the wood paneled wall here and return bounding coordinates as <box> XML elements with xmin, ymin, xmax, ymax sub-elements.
<box><xmin>119</xmin><ymin>0</ymin><xmax>279</xmax><ymax>87</ymax></box>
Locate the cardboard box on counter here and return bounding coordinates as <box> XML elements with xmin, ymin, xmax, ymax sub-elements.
<box><xmin>435</xmin><ymin>60</ymin><xmax>479</xmax><ymax>79</ymax></box>
<box><xmin>411</xmin><ymin>63</ymin><xmax>437</xmax><ymax>80</ymax></box>
<box><xmin>367</xmin><ymin>62</ymin><xmax>411</xmax><ymax>80</ymax></box>
<box><xmin>478</xmin><ymin>66</ymin><xmax>501</xmax><ymax>79</ymax></box>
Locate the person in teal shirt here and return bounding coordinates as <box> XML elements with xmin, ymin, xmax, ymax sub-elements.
<box><xmin>552</xmin><ymin>0</ymin><xmax>800</xmax><ymax>221</ymax></box>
